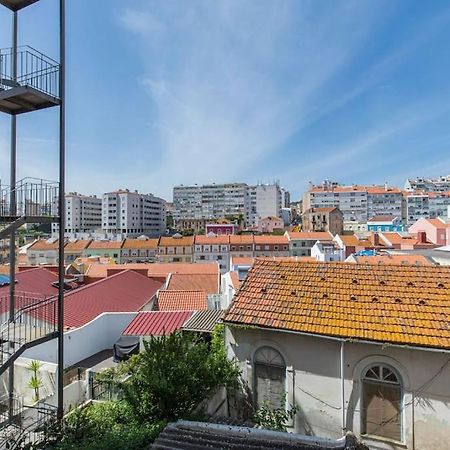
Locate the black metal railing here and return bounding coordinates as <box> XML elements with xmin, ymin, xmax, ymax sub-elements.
<box><xmin>0</xmin><ymin>401</ymin><xmax>57</xmax><ymax>450</ymax></box>
<box><xmin>0</xmin><ymin>177</ymin><xmax>59</xmax><ymax>221</ymax></box>
<box><xmin>0</xmin><ymin>46</ymin><xmax>60</xmax><ymax>99</ymax></box>
<box><xmin>0</xmin><ymin>292</ymin><xmax>58</xmax><ymax>367</ymax></box>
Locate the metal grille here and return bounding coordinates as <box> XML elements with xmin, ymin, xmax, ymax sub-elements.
<box><xmin>0</xmin><ymin>177</ymin><xmax>59</xmax><ymax>221</ymax></box>
<box><xmin>0</xmin><ymin>45</ymin><xmax>60</xmax><ymax>99</ymax></box>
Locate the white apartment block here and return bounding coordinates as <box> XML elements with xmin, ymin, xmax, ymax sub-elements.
<box><xmin>246</xmin><ymin>184</ymin><xmax>283</xmax><ymax>227</ymax></box>
<box><xmin>405</xmin><ymin>175</ymin><xmax>450</xmax><ymax>192</ymax></box>
<box><xmin>303</xmin><ymin>181</ymin><xmax>403</xmax><ymax>223</ymax></box>
<box><xmin>173</xmin><ymin>183</ymin><xmax>248</xmax><ymax>223</ymax></box>
<box><xmin>102</xmin><ymin>189</ymin><xmax>166</xmax><ymax>238</ymax></box>
<box><xmin>66</xmin><ymin>192</ymin><xmax>102</xmax><ymax>234</ymax></box>
<box><xmin>173</xmin><ymin>182</ymin><xmax>287</xmax><ymax>228</ymax></box>
<box><xmin>406</xmin><ymin>191</ymin><xmax>450</xmax><ymax>225</ymax></box>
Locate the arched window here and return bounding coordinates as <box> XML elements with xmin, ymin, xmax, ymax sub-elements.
<box><xmin>362</xmin><ymin>364</ymin><xmax>402</xmax><ymax>441</ymax></box>
<box><xmin>254</xmin><ymin>346</ymin><xmax>286</xmax><ymax>409</ymax></box>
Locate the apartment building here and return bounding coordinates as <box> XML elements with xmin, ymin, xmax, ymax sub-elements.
<box><xmin>246</xmin><ymin>184</ymin><xmax>283</xmax><ymax>227</ymax></box>
<box><xmin>120</xmin><ymin>238</ymin><xmax>159</xmax><ymax>263</ymax></box>
<box><xmin>173</xmin><ymin>183</ymin><xmax>248</xmax><ymax>224</ymax></box>
<box><xmin>405</xmin><ymin>191</ymin><xmax>450</xmax><ymax>225</ymax></box>
<box><xmin>303</xmin><ymin>181</ymin><xmax>403</xmax><ymax>223</ymax></box>
<box><xmin>405</xmin><ymin>175</ymin><xmax>450</xmax><ymax>192</ymax></box>
<box><xmin>65</xmin><ymin>192</ymin><xmax>102</xmax><ymax>235</ymax></box>
<box><xmin>173</xmin><ymin>182</ymin><xmax>287</xmax><ymax>228</ymax></box>
<box><xmin>83</xmin><ymin>240</ymin><xmax>123</xmax><ymax>263</ymax></box>
<box><xmin>229</xmin><ymin>235</ymin><xmax>254</xmax><ymax>259</ymax></box>
<box><xmin>158</xmin><ymin>235</ymin><xmax>195</xmax><ymax>263</ymax></box>
<box><xmin>27</xmin><ymin>238</ymin><xmax>60</xmax><ymax>265</ymax></box>
<box><xmin>253</xmin><ymin>235</ymin><xmax>289</xmax><ymax>257</ymax></box>
<box><xmin>302</xmin><ymin>207</ymin><xmax>343</xmax><ymax>235</ymax></box>
<box><xmin>64</xmin><ymin>239</ymin><xmax>92</xmax><ymax>264</ymax></box>
<box><xmin>285</xmin><ymin>231</ymin><xmax>333</xmax><ymax>257</ymax></box>
<box><xmin>102</xmin><ymin>189</ymin><xmax>166</xmax><ymax>238</ymax></box>
<box><xmin>194</xmin><ymin>235</ymin><xmax>230</xmax><ymax>272</ymax></box>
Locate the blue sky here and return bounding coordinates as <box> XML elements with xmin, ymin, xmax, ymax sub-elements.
<box><xmin>1</xmin><ymin>0</ymin><xmax>450</xmax><ymax>201</ymax></box>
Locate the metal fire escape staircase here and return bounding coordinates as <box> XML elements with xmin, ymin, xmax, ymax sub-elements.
<box><xmin>0</xmin><ymin>180</ymin><xmax>60</xmax><ymax>377</ymax></box>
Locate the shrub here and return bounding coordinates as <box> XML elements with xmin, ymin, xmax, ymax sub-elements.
<box><xmin>252</xmin><ymin>397</ymin><xmax>298</xmax><ymax>432</ymax></box>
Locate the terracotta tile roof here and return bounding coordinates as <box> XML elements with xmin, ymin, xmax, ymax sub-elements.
<box><xmin>229</xmin><ymin>271</ymin><xmax>241</xmax><ymax>290</ymax></box>
<box><xmin>167</xmin><ymin>273</ymin><xmax>219</xmax><ymax>294</ymax></box>
<box><xmin>122</xmin><ymin>238</ymin><xmax>159</xmax><ymax>249</ymax></box>
<box><xmin>254</xmin><ymin>235</ymin><xmax>289</xmax><ymax>245</ymax></box>
<box><xmin>29</xmin><ymin>239</ymin><xmax>59</xmax><ymax>251</ymax></box>
<box><xmin>286</xmin><ymin>231</ymin><xmax>333</xmax><ymax>241</ymax></box>
<box><xmin>229</xmin><ymin>235</ymin><xmax>255</xmax><ymax>245</ymax></box>
<box><xmin>224</xmin><ymin>259</ymin><xmax>450</xmax><ymax>350</ymax></box>
<box><xmin>352</xmin><ymin>254</ymin><xmax>433</xmax><ymax>266</ymax></box>
<box><xmin>159</xmin><ymin>236</ymin><xmax>195</xmax><ymax>247</ymax></box>
<box><xmin>87</xmin><ymin>241</ymin><xmax>123</xmax><ymax>250</ymax></box>
<box><xmin>231</xmin><ymin>257</ymin><xmax>254</xmax><ymax>266</ymax></box>
<box><xmin>194</xmin><ymin>235</ymin><xmax>230</xmax><ymax>245</ymax></box>
<box><xmin>61</xmin><ymin>270</ymin><xmax>162</xmax><ymax>328</ymax></box>
<box><xmin>64</xmin><ymin>240</ymin><xmax>92</xmax><ymax>251</ymax></box>
<box><xmin>427</xmin><ymin>218</ymin><xmax>450</xmax><ymax>228</ymax></box>
<box><xmin>304</xmin><ymin>207</ymin><xmax>339</xmax><ymax>213</ymax></box>
<box><xmin>157</xmin><ymin>290</ymin><xmax>208</xmax><ymax>311</ymax></box>
<box><xmin>368</xmin><ymin>215</ymin><xmax>397</xmax><ymax>222</ymax></box>
<box><xmin>123</xmin><ymin>311</ymin><xmax>193</xmax><ymax>336</ymax></box>
<box><xmin>85</xmin><ymin>263</ymin><xmax>219</xmax><ymax>279</ymax></box>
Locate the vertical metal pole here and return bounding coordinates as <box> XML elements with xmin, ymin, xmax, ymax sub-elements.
<box><xmin>340</xmin><ymin>340</ymin><xmax>345</xmax><ymax>435</ymax></box>
<box><xmin>57</xmin><ymin>0</ymin><xmax>66</xmax><ymax>421</ymax></box>
<box><xmin>8</xmin><ymin>10</ymin><xmax>18</xmax><ymax>424</ymax></box>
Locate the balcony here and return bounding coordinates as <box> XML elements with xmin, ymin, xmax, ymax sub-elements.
<box><xmin>0</xmin><ymin>178</ymin><xmax>59</xmax><ymax>238</ymax></box>
<box><xmin>0</xmin><ymin>0</ymin><xmax>38</xmax><ymax>11</ymax></box>
<box><xmin>0</xmin><ymin>46</ymin><xmax>60</xmax><ymax>115</ymax></box>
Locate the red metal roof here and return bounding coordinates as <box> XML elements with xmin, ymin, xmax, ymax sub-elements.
<box><xmin>63</xmin><ymin>270</ymin><xmax>162</xmax><ymax>328</ymax></box>
<box><xmin>32</xmin><ymin>270</ymin><xmax>162</xmax><ymax>329</ymax></box>
<box><xmin>0</xmin><ymin>268</ymin><xmax>59</xmax><ymax>314</ymax></box>
<box><xmin>123</xmin><ymin>311</ymin><xmax>193</xmax><ymax>336</ymax></box>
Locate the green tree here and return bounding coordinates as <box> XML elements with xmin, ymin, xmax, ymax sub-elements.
<box><xmin>122</xmin><ymin>328</ymin><xmax>240</xmax><ymax>422</ymax></box>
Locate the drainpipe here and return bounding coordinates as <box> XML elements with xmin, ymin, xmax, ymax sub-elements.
<box><xmin>340</xmin><ymin>340</ymin><xmax>345</xmax><ymax>435</ymax></box>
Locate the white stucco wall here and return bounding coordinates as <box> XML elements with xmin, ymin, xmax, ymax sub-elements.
<box><xmin>22</xmin><ymin>312</ymin><xmax>137</xmax><ymax>368</ymax></box>
<box><xmin>227</xmin><ymin>326</ymin><xmax>450</xmax><ymax>450</ymax></box>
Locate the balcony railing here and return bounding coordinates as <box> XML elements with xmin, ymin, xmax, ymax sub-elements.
<box><xmin>0</xmin><ymin>178</ymin><xmax>59</xmax><ymax>221</ymax></box>
<box><xmin>0</xmin><ymin>292</ymin><xmax>58</xmax><ymax>369</ymax></box>
<box><xmin>0</xmin><ymin>46</ymin><xmax>60</xmax><ymax>99</ymax></box>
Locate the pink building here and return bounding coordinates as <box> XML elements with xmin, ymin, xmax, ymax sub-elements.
<box><xmin>205</xmin><ymin>223</ymin><xmax>238</xmax><ymax>235</ymax></box>
<box><xmin>409</xmin><ymin>218</ymin><xmax>450</xmax><ymax>246</ymax></box>
<box><xmin>257</xmin><ymin>216</ymin><xmax>284</xmax><ymax>233</ymax></box>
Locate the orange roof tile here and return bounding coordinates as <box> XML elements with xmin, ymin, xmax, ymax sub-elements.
<box><xmin>230</xmin><ymin>271</ymin><xmax>241</xmax><ymax>290</ymax></box>
<box><xmin>159</xmin><ymin>236</ymin><xmax>195</xmax><ymax>247</ymax></box>
<box><xmin>64</xmin><ymin>240</ymin><xmax>92</xmax><ymax>251</ymax></box>
<box><xmin>254</xmin><ymin>235</ymin><xmax>289</xmax><ymax>245</ymax></box>
<box><xmin>29</xmin><ymin>239</ymin><xmax>59</xmax><ymax>251</ymax></box>
<box><xmin>167</xmin><ymin>273</ymin><xmax>219</xmax><ymax>294</ymax></box>
<box><xmin>225</xmin><ymin>259</ymin><xmax>450</xmax><ymax>350</ymax></box>
<box><xmin>157</xmin><ymin>290</ymin><xmax>208</xmax><ymax>311</ymax></box>
<box><xmin>122</xmin><ymin>239</ymin><xmax>159</xmax><ymax>249</ymax></box>
<box><xmin>85</xmin><ymin>262</ymin><xmax>219</xmax><ymax>279</ymax></box>
<box><xmin>229</xmin><ymin>235</ymin><xmax>255</xmax><ymax>245</ymax></box>
<box><xmin>287</xmin><ymin>231</ymin><xmax>333</xmax><ymax>241</ymax></box>
<box><xmin>195</xmin><ymin>235</ymin><xmax>230</xmax><ymax>245</ymax></box>
<box><xmin>87</xmin><ymin>241</ymin><xmax>122</xmax><ymax>250</ymax></box>
<box><xmin>231</xmin><ymin>257</ymin><xmax>254</xmax><ymax>266</ymax></box>
<box><xmin>353</xmin><ymin>254</ymin><xmax>433</xmax><ymax>266</ymax></box>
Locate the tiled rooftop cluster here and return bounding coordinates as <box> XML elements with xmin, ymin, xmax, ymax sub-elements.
<box><xmin>225</xmin><ymin>259</ymin><xmax>450</xmax><ymax>349</ymax></box>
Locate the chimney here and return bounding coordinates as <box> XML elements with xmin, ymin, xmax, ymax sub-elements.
<box><xmin>372</xmin><ymin>232</ymin><xmax>380</xmax><ymax>247</ymax></box>
<box><xmin>417</xmin><ymin>231</ymin><xmax>427</xmax><ymax>244</ymax></box>
<box><xmin>384</xmin><ymin>181</ymin><xmax>388</xmax><ymax>191</ymax></box>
